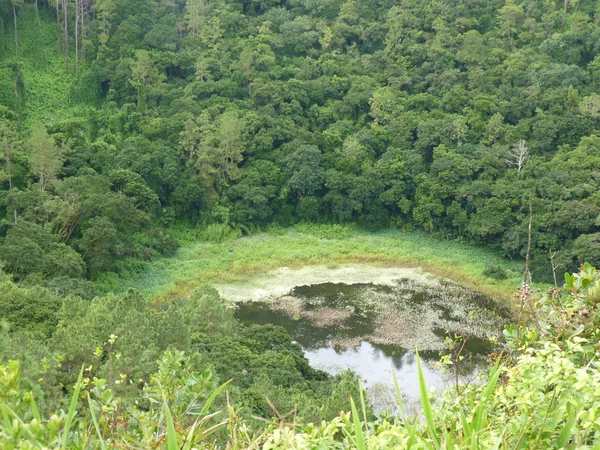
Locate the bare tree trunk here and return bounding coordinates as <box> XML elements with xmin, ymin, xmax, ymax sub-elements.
<box><xmin>524</xmin><ymin>200</ymin><xmax>533</xmax><ymax>285</ymax></box>
<box><xmin>13</xmin><ymin>68</ymin><xmax>21</xmax><ymax>116</ymax></box>
<box><xmin>13</xmin><ymin>4</ymin><xmax>19</xmax><ymax>57</ymax></box>
<box><xmin>63</xmin><ymin>0</ymin><xmax>69</xmax><ymax>75</ymax></box>
<box><xmin>564</xmin><ymin>0</ymin><xmax>568</xmax><ymax>13</ymax></box>
<box><xmin>516</xmin><ymin>199</ymin><xmax>533</xmax><ymax>344</ymax></box>
<box><xmin>550</xmin><ymin>250</ymin><xmax>559</xmax><ymax>288</ymax></box>
<box><xmin>75</xmin><ymin>0</ymin><xmax>79</xmax><ymax>75</ymax></box>
<box><xmin>57</xmin><ymin>0</ymin><xmax>61</xmax><ymax>55</ymax></box>
<box><xmin>81</xmin><ymin>0</ymin><xmax>85</xmax><ymax>63</ymax></box>
<box><xmin>40</xmin><ymin>171</ymin><xmax>47</xmax><ymax>192</ymax></box>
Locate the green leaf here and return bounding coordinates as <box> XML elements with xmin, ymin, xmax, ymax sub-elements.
<box><xmin>417</xmin><ymin>350</ymin><xmax>440</xmax><ymax>450</ymax></box>
<box><xmin>198</xmin><ymin>378</ymin><xmax>233</xmax><ymax>417</ymax></box>
<box><xmin>87</xmin><ymin>393</ymin><xmax>107</xmax><ymax>450</ymax></box>
<box><xmin>557</xmin><ymin>405</ymin><xmax>577</xmax><ymax>448</ymax></box>
<box><xmin>164</xmin><ymin>398</ymin><xmax>179</xmax><ymax>450</ymax></box>
<box><xmin>28</xmin><ymin>391</ymin><xmax>41</xmax><ymax>423</ymax></box>
<box><xmin>358</xmin><ymin>379</ymin><xmax>369</xmax><ymax>440</ymax></box>
<box><xmin>61</xmin><ymin>365</ymin><xmax>84</xmax><ymax>449</ymax></box>
<box><xmin>182</xmin><ymin>419</ymin><xmax>199</xmax><ymax>450</ymax></box>
<box><xmin>2</xmin><ymin>404</ymin><xmax>37</xmax><ymax>440</ymax></box>
<box><xmin>565</xmin><ymin>273</ymin><xmax>575</xmax><ymax>289</ymax></box>
<box><xmin>392</xmin><ymin>371</ymin><xmax>406</xmax><ymax>421</ymax></box>
<box><xmin>350</xmin><ymin>396</ymin><xmax>366</xmax><ymax>450</ymax></box>
<box><xmin>459</xmin><ymin>409</ymin><xmax>471</xmax><ymax>441</ymax></box>
<box><xmin>473</xmin><ymin>356</ymin><xmax>502</xmax><ymax>435</ymax></box>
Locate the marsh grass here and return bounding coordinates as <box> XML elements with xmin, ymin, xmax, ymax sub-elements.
<box><xmin>98</xmin><ymin>225</ymin><xmax>523</xmax><ymax>306</ymax></box>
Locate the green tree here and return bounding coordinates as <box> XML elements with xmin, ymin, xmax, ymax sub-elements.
<box><xmin>28</xmin><ymin>125</ymin><xmax>64</xmax><ymax>193</ymax></box>
<box><xmin>0</xmin><ymin>275</ymin><xmax>62</xmax><ymax>337</ymax></box>
<box><xmin>498</xmin><ymin>0</ymin><xmax>524</xmax><ymax>49</ymax></box>
<box><xmin>129</xmin><ymin>50</ymin><xmax>165</xmax><ymax>112</ymax></box>
<box><xmin>281</xmin><ymin>144</ymin><xmax>325</xmax><ymax>198</ymax></box>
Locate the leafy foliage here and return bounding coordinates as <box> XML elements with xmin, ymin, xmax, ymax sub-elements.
<box><xmin>2</xmin><ymin>265</ymin><xmax>600</xmax><ymax>448</ymax></box>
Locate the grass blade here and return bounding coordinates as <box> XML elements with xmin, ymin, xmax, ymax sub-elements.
<box><xmin>61</xmin><ymin>365</ymin><xmax>84</xmax><ymax>449</ymax></box>
<box><xmin>28</xmin><ymin>392</ymin><xmax>41</xmax><ymax>423</ymax></box>
<box><xmin>417</xmin><ymin>350</ymin><xmax>440</xmax><ymax>450</ymax></box>
<box><xmin>473</xmin><ymin>356</ymin><xmax>502</xmax><ymax>434</ymax></box>
<box><xmin>164</xmin><ymin>399</ymin><xmax>178</xmax><ymax>450</ymax></box>
<box><xmin>197</xmin><ymin>420</ymin><xmax>229</xmax><ymax>440</ymax></box>
<box><xmin>350</xmin><ymin>397</ymin><xmax>366</xmax><ymax>450</ymax></box>
<box><xmin>198</xmin><ymin>378</ymin><xmax>233</xmax><ymax>417</ymax></box>
<box><xmin>406</xmin><ymin>417</ymin><xmax>421</xmax><ymax>449</ymax></box>
<box><xmin>358</xmin><ymin>379</ymin><xmax>369</xmax><ymax>440</ymax></box>
<box><xmin>182</xmin><ymin>419</ymin><xmax>199</xmax><ymax>450</ymax></box>
<box><xmin>458</xmin><ymin>409</ymin><xmax>472</xmax><ymax>442</ymax></box>
<box><xmin>1</xmin><ymin>404</ymin><xmax>12</xmax><ymax>430</ymax></box>
<box><xmin>392</xmin><ymin>371</ymin><xmax>406</xmax><ymax>421</ymax></box>
<box><xmin>87</xmin><ymin>393</ymin><xmax>106</xmax><ymax>450</ymax></box>
<box><xmin>2</xmin><ymin>404</ymin><xmax>37</xmax><ymax>440</ymax></box>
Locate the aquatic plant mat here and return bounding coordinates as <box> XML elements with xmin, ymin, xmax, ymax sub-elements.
<box><xmin>231</xmin><ymin>268</ymin><xmax>508</xmax><ymax>412</ymax></box>
<box><xmin>227</xmin><ymin>265</ymin><xmax>507</xmax><ymax>352</ymax></box>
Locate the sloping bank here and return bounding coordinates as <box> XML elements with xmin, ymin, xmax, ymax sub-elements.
<box><xmin>102</xmin><ymin>224</ymin><xmax>523</xmax><ymax>306</ymax></box>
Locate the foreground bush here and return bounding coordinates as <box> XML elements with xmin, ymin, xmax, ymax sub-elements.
<box><xmin>2</xmin><ymin>265</ymin><xmax>600</xmax><ymax>448</ymax></box>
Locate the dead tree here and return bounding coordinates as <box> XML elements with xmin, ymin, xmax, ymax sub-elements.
<box><xmin>506</xmin><ymin>140</ymin><xmax>529</xmax><ymax>177</ymax></box>
<box><xmin>550</xmin><ymin>250</ymin><xmax>559</xmax><ymax>288</ymax></box>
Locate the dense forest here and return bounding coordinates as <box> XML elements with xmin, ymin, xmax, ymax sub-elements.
<box><xmin>1</xmin><ymin>0</ymin><xmax>600</xmax><ymax>286</ymax></box>
<box><xmin>2</xmin><ymin>0</ymin><xmax>600</xmax><ymax>447</ymax></box>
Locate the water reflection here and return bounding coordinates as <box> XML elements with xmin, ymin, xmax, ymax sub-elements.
<box><xmin>236</xmin><ymin>280</ymin><xmax>502</xmax><ymax>410</ymax></box>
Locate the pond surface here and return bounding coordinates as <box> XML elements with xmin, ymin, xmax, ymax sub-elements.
<box><xmin>235</xmin><ymin>278</ymin><xmax>505</xmax><ymax>412</ymax></box>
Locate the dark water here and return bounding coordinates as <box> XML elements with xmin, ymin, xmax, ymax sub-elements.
<box><xmin>236</xmin><ymin>281</ymin><xmax>502</xmax><ymax>410</ymax></box>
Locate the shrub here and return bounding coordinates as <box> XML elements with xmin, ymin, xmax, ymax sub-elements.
<box><xmin>483</xmin><ymin>264</ymin><xmax>508</xmax><ymax>280</ymax></box>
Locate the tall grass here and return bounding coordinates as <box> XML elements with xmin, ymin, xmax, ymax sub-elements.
<box><xmin>100</xmin><ymin>224</ymin><xmax>523</xmax><ymax>305</ymax></box>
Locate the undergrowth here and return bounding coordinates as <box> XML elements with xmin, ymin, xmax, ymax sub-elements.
<box><xmin>0</xmin><ymin>5</ymin><xmax>93</xmax><ymax>129</ymax></box>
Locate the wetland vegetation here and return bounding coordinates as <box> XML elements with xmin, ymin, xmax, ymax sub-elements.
<box><xmin>104</xmin><ymin>225</ymin><xmax>523</xmax><ymax>303</ymax></box>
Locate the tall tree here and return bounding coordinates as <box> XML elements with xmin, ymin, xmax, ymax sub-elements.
<box><xmin>217</xmin><ymin>111</ymin><xmax>246</xmax><ymax>184</ymax></box>
<box><xmin>28</xmin><ymin>125</ymin><xmax>64</xmax><ymax>192</ymax></box>
<box><xmin>505</xmin><ymin>140</ymin><xmax>529</xmax><ymax>176</ymax></box>
<box><xmin>80</xmin><ymin>0</ymin><xmax>86</xmax><ymax>63</ymax></box>
<box><xmin>48</xmin><ymin>0</ymin><xmax>61</xmax><ymax>55</ymax></box>
<box><xmin>180</xmin><ymin>111</ymin><xmax>247</xmax><ymax>195</ymax></box>
<box><xmin>4</xmin><ymin>0</ymin><xmax>24</xmax><ymax>57</ymax></box>
<box><xmin>184</xmin><ymin>0</ymin><xmax>209</xmax><ymax>38</ymax></box>
<box><xmin>129</xmin><ymin>50</ymin><xmax>165</xmax><ymax>112</ymax></box>
<box><xmin>96</xmin><ymin>0</ymin><xmax>116</xmax><ymax>45</ymax></box>
<box><xmin>0</xmin><ymin>110</ymin><xmax>20</xmax><ymax>223</ymax></box>
<box><xmin>498</xmin><ymin>0</ymin><xmax>523</xmax><ymax>50</ymax></box>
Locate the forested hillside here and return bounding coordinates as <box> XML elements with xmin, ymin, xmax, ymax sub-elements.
<box><xmin>1</xmin><ymin>0</ymin><xmax>600</xmax><ymax>285</ymax></box>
